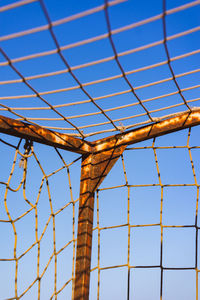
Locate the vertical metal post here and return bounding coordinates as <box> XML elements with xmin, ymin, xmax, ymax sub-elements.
<box><xmin>74</xmin><ymin>145</ymin><xmax>126</xmax><ymax>300</ymax></box>
<box><xmin>73</xmin><ymin>154</ymin><xmax>95</xmax><ymax>299</ymax></box>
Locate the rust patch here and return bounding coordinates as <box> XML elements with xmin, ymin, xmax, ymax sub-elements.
<box><xmin>0</xmin><ymin>115</ymin><xmax>91</xmax><ymax>154</ymax></box>
<box><xmin>93</xmin><ymin>109</ymin><xmax>200</xmax><ymax>152</ymax></box>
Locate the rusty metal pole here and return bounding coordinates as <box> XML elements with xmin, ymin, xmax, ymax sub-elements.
<box><xmin>73</xmin><ymin>154</ymin><xmax>95</xmax><ymax>299</ymax></box>
<box><xmin>1</xmin><ymin>110</ymin><xmax>200</xmax><ymax>154</ymax></box>
<box><xmin>0</xmin><ymin>115</ymin><xmax>91</xmax><ymax>154</ymax></box>
<box><xmin>74</xmin><ymin>145</ymin><xmax>126</xmax><ymax>300</ymax></box>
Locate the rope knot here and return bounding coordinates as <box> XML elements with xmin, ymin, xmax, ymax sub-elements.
<box><xmin>19</xmin><ymin>140</ymin><xmax>33</xmax><ymax>168</ymax></box>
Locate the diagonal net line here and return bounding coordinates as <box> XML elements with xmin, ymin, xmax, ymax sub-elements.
<box><xmin>0</xmin><ymin>47</ymin><xmax>85</xmax><ymax>138</ymax></box>
<box><xmin>0</xmin><ymin>0</ymin><xmax>37</xmax><ymax>12</ymax></box>
<box><xmin>0</xmin><ymin>136</ymin><xmax>81</xmax><ymax>299</ymax></box>
<box><xmin>104</xmin><ymin>0</ymin><xmax>154</xmax><ymax>122</ymax></box>
<box><xmin>0</xmin><ymin>0</ymin><xmax>126</xmax><ymax>41</ymax></box>
<box><xmin>38</xmin><ymin>0</ymin><xmax>119</xmax><ymax>133</ymax></box>
<box><xmin>162</xmin><ymin>0</ymin><xmax>192</xmax><ymax>112</ymax></box>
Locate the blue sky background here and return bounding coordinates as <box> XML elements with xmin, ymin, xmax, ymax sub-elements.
<box><xmin>0</xmin><ymin>0</ymin><xmax>200</xmax><ymax>138</ymax></box>
<box><xmin>0</xmin><ymin>0</ymin><xmax>200</xmax><ymax>299</ymax></box>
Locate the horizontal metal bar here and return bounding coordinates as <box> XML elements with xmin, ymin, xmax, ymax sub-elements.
<box><xmin>0</xmin><ymin>115</ymin><xmax>91</xmax><ymax>154</ymax></box>
<box><xmin>1</xmin><ymin>109</ymin><xmax>200</xmax><ymax>154</ymax></box>
<box><xmin>93</xmin><ymin>109</ymin><xmax>200</xmax><ymax>152</ymax></box>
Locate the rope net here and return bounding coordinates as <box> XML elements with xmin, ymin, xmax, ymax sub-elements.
<box><xmin>0</xmin><ymin>135</ymin><xmax>81</xmax><ymax>299</ymax></box>
<box><xmin>0</xmin><ymin>0</ymin><xmax>200</xmax><ymax>138</ymax></box>
<box><xmin>1</xmin><ymin>125</ymin><xmax>200</xmax><ymax>299</ymax></box>
<box><xmin>0</xmin><ymin>0</ymin><xmax>200</xmax><ymax>299</ymax></box>
<box><xmin>90</xmin><ymin>126</ymin><xmax>200</xmax><ymax>299</ymax></box>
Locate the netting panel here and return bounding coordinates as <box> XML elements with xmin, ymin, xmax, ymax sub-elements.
<box><xmin>0</xmin><ymin>135</ymin><xmax>81</xmax><ymax>299</ymax></box>
<box><xmin>0</xmin><ymin>0</ymin><xmax>200</xmax><ymax>138</ymax></box>
<box><xmin>89</xmin><ymin>126</ymin><xmax>200</xmax><ymax>299</ymax></box>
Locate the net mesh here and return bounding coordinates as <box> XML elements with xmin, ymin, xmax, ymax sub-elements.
<box><xmin>1</xmin><ymin>126</ymin><xmax>200</xmax><ymax>299</ymax></box>
<box><xmin>0</xmin><ymin>135</ymin><xmax>81</xmax><ymax>299</ymax></box>
<box><xmin>0</xmin><ymin>0</ymin><xmax>200</xmax><ymax>299</ymax></box>
<box><xmin>90</xmin><ymin>126</ymin><xmax>200</xmax><ymax>299</ymax></box>
<box><xmin>0</xmin><ymin>0</ymin><xmax>200</xmax><ymax>138</ymax></box>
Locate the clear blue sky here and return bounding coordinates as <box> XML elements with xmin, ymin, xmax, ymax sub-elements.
<box><xmin>0</xmin><ymin>0</ymin><xmax>200</xmax><ymax>299</ymax></box>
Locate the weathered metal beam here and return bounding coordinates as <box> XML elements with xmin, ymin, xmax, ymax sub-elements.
<box><xmin>74</xmin><ymin>143</ymin><xmax>126</xmax><ymax>300</ymax></box>
<box><xmin>0</xmin><ymin>115</ymin><xmax>91</xmax><ymax>154</ymax></box>
<box><xmin>1</xmin><ymin>110</ymin><xmax>200</xmax><ymax>155</ymax></box>
<box><xmin>94</xmin><ymin>109</ymin><xmax>200</xmax><ymax>152</ymax></box>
